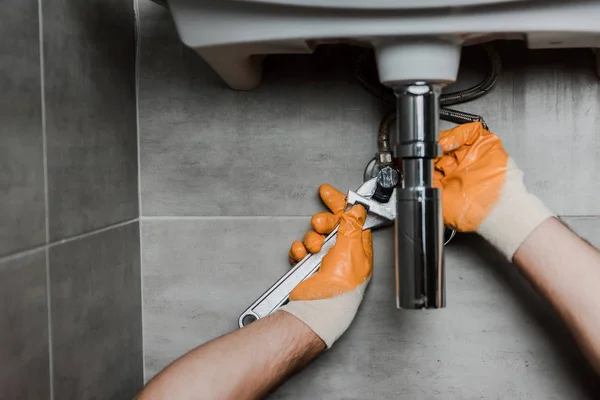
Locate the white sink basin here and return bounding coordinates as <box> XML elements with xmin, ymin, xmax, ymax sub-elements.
<box><xmin>165</xmin><ymin>0</ymin><xmax>600</xmax><ymax>89</ymax></box>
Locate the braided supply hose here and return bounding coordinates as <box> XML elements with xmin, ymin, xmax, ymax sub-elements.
<box><xmin>357</xmin><ymin>44</ymin><xmax>501</xmax><ymax>138</ymax></box>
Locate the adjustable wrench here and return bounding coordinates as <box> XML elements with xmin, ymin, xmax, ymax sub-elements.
<box><xmin>238</xmin><ymin>177</ymin><xmax>396</xmax><ymax>328</ymax></box>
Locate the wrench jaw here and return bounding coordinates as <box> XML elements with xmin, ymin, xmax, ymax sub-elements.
<box><xmin>238</xmin><ymin>160</ymin><xmax>457</xmax><ymax>327</ymax></box>
<box><xmin>347</xmin><ymin>188</ymin><xmax>396</xmax><ymax>230</ymax></box>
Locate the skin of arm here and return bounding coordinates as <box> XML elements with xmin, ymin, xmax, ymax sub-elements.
<box><xmin>136</xmin><ymin>193</ymin><xmax>371</xmax><ymax>400</ymax></box>
<box><xmin>435</xmin><ymin>123</ymin><xmax>600</xmax><ymax>375</ymax></box>
<box><xmin>136</xmin><ymin>217</ymin><xmax>600</xmax><ymax>400</ymax></box>
<box><xmin>513</xmin><ymin>217</ymin><xmax>600</xmax><ymax>375</ymax></box>
<box><xmin>136</xmin><ymin>311</ymin><xmax>325</xmax><ymax>400</ymax></box>
<box><xmin>136</xmin><ymin>121</ymin><xmax>600</xmax><ymax>399</ymax></box>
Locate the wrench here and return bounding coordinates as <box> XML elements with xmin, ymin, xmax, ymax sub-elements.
<box><xmin>238</xmin><ymin>177</ymin><xmax>396</xmax><ymax>328</ymax></box>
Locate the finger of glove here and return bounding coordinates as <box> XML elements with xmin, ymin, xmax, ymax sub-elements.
<box><xmin>436</xmin><ymin>122</ymin><xmax>504</xmax><ymax>181</ymax></box>
<box><xmin>439</xmin><ymin>122</ymin><xmax>484</xmax><ymax>154</ymax></box>
<box><xmin>311</xmin><ymin>211</ymin><xmax>340</xmax><ymax>235</ymax></box>
<box><xmin>441</xmin><ymin>181</ymin><xmax>474</xmax><ymax>232</ymax></box>
<box><xmin>289</xmin><ymin>240</ymin><xmax>308</xmax><ymax>265</ymax></box>
<box><xmin>338</xmin><ymin>204</ymin><xmax>367</xmax><ymax>239</ymax></box>
<box><xmin>433</xmin><ymin>169</ymin><xmax>444</xmax><ymax>189</ymax></box>
<box><xmin>303</xmin><ymin>230</ymin><xmax>325</xmax><ymax>253</ymax></box>
<box><xmin>435</xmin><ymin>153</ymin><xmax>459</xmax><ymax>177</ymax></box>
<box><xmin>439</xmin><ymin>152</ymin><xmax>508</xmax><ymax>232</ymax></box>
<box><xmin>290</xmin><ymin>205</ymin><xmax>370</xmax><ymax>301</ymax></box>
<box><xmin>319</xmin><ymin>184</ymin><xmax>346</xmax><ymax>214</ymax></box>
<box><xmin>362</xmin><ymin>229</ymin><xmax>373</xmax><ymax>260</ymax></box>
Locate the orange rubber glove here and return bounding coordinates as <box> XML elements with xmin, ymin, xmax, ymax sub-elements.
<box><xmin>434</xmin><ymin>122</ymin><xmax>554</xmax><ymax>259</ymax></box>
<box><xmin>280</xmin><ymin>184</ymin><xmax>373</xmax><ymax>348</ymax></box>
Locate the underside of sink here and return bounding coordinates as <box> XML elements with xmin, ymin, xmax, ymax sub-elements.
<box><xmin>233</xmin><ymin>0</ymin><xmax>526</xmax><ymax>9</ymax></box>
<box><xmin>164</xmin><ymin>0</ymin><xmax>600</xmax><ymax>89</ymax></box>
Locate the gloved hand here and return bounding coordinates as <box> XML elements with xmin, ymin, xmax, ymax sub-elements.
<box><xmin>280</xmin><ymin>184</ymin><xmax>373</xmax><ymax>348</ymax></box>
<box><xmin>434</xmin><ymin>122</ymin><xmax>555</xmax><ymax>259</ymax></box>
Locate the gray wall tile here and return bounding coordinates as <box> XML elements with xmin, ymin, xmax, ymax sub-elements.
<box><xmin>0</xmin><ymin>0</ymin><xmax>45</xmax><ymax>256</ymax></box>
<box><xmin>44</xmin><ymin>0</ymin><xmax>138</xmax><ymax>241</ymax></box>
<box><xmin>0</xmin><ymin>250</ymin><xmax>50</xmax><ymax>400</ymax></box>
<box><xmin>442</xmin><ymin>44</ymin><xmax>600</xmax><ymax>216</ymax></box>
<box><xmin>142</xmin><ymin>217</ymin><xmax>599</xmax><ymax>398</ymax></box>
<box><xmin>50</xmin><ymin>222</ymin><xmax>142</xmax><ymax>399</ymax></box>
<box><xmin>139</xmin><ymin>3</ymin><xmax>380</xmax><ymax>217</ymax></box>
<box><xmin>139</xmin><ymin>3</ymin><xmax>600</xmax><ymax>217</ymax></box>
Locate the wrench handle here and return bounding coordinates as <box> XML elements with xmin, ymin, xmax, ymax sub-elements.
<box><xmin>238</xmin><ymin>227</ymin><xmax>339</xmax><ymax>328</ymax></box>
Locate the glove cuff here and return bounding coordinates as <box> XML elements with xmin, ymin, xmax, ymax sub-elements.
<box><xmin>478</xmin><ymin>158</ymin><xmax>555</xmax><ymax>260</ymax></box>
<box><xmin>279</xmin><ymin>279</ymin><xmax>370</xmax><ymax>349</ymax></box>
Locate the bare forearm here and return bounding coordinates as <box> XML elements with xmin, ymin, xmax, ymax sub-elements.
<box><xmin>513</xmin><ymin>217</ymin><xmax>600</xmax><ymax>374</ymax></box>
<box><xmin>137</xmin><ymin>311</ymin><xmax>325</xmax><ymax>400</ymax></box>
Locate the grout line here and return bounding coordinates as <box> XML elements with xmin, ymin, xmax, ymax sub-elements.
<box><xmin>2</xmin><ymin>213</ymin><xmax>595</xmax><ymax>264</ymax></box>
<box><xmin>0</xmin><ymin>218</ymin><xmax>140</xmax><ymax>264</ymax></box>
<box><xmin>141</xmin><ymin>215</ymin><xmax>313</xmax><ymax>221</ymax></box>
<box><xmin>47</xmin><ymin>218</ymin><xmax>140</xmax><ymax>248</ymax></box>
<box><xmin>0</xmin><ymin>244</ymin><xmax>47</xmax><ymax>266</ymax></box>
<box><xmin>558</xmin><ymin>215</ymin><xmax>600</xmax><ymax>219</ymax></box>
<box><xmin>2</xmin><ymin>213</ymin><xmax>594</xmax><ymax>263</ymax></box>
<box><xmin>140</xmin><ymin>215</ymin><xmax>600</xmax><ymax>221</ymax></box>
<box><xmin>134</xmin><ymin>0</ymin><xmax>142</xmax><ymax>222</ymax></box>
<box><xmin>133</xmin><ymin>0</ymin><xmax>146</xmax><ymax>383</ymax></box>
<box><xmin>37</xmin><ymin>0</ymin><xmax>53</xmax><ymax>397</ymax></box>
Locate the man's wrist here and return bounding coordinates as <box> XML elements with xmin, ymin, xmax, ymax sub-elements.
<box><xmin>477</xmin><ymin>158</ymin><xmax>555</xmax><ymax>260</ymax></box>
<box><xmin>279</xmin><ymin>279</ymin><xmax>370</xmax><ymax>349</ymax></box>
<box><xmin>478</xmin><ymin>192</ymin><xmax>554</xmax><ymax>260</ymax></box>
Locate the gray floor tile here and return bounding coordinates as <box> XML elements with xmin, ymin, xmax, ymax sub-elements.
<box><xmin>0</xmin><ymin>250</ymin><xmax>50</xmax><ymax>400</ymax></box>
<box><xmin>49</xmin><ymin>222</ymin><xmax>142</xmax><ymax>399</ymax></box>
<box><xmin>0</xmin><ymin>0</ymin><xmax>45</xmax><ymax>256</ymax></box>
<box><xmin>43</xmin><ymin>0</ymin><xmax>138</xmax><ymax>241</ymax></box>
<box><xmin>142</xmin><ymin>216</ymin><xmax>599</xmax><ymax>398</ymax></box>
<box><xmin>139</xmin><ymin>3</ymin><xmax>380</xmax><ymax>217</ymax></box>
<box><xmin>141</xmin><ymin>217</ymin><xmax>310</xmax><ymax>379</ymax></box>
<box><xmin>139</xmin><ymin>4</ymin><xmax>600</xmax><ymax>217</ymax></box>
<box><xmin>561</xmin><ymin>216</ymin><xmax>600</xmax><ymax>248</ymax></box>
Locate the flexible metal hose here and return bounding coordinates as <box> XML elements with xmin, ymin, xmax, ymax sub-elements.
<box><xmin>378</xmin><ymin>112</ymin><xmax>395</xmax><ymax>155</ymax></box>
<box><xmin>440</xmin><ymin>108</ymin><xmax>489</xmax><ymax>130</ymax></box>
<box><xmin>440</xmin><ymin>44</ymin><xmax>501</xmax><ymax>107</ymax></box>
<box><xmin>357</xmin><ymin>44</ymin><xmax>501</xmax><ymax>148</ymax></box>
